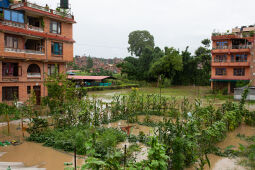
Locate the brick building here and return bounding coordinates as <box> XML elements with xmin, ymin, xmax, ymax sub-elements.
<box><xmin>211</xmin><ymin>25</ymin><xmax>255</xmax><ymax>94</ymax></box>
<box><xmin>0</xmin><ymin>0</ymin><xmax>75</xmax><ymax>104</ymax></box>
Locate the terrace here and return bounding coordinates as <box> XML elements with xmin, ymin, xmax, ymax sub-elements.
<box><xmin>10</xmin><ymin>1</ymin><xmax>74</xmax><ymax>20</ymax></box>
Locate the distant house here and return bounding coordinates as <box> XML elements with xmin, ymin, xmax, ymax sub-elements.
<box><xmin>67</xmin><ymin>70</ymin><xmax>81</xmax><ymax>75</ymax></box>
<box><xmin>68</xmin><ymin>75</ymin><xmax>116</xmax><ymax>87</ymax></box>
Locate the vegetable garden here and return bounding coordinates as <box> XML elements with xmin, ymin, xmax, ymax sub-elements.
<box><xmin>1</xmin><ymin>73</ymin><xmax>255</xmax><ymax>170</ymax></box>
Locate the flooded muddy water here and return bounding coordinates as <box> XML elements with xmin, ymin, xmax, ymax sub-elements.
<box><xmin>105</xmin><ymin>119</ymin><xmax>155</xmax><ymax>136</ymax></box>
<box><xmin>1</xmin><ymin>114</ymin><xmax>254</xmax><ymax>170</ymax></box>
<box><xmin>0</xmin><ymin>142</ymin><xmax>84</xmax><ymax>170</ymax></box>
<box><xmin>0</xmin><ymin>121</ymin><xmax>84</xmax><ymax>170</ymax></box>
<box><xmin>204</xmin><ymin>124</ymin><xmax>255</xmax><ymax>170</ymax></box>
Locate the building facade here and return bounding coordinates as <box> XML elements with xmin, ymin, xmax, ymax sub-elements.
<box><xmin>211</xmin><ymin>26</ymin><xmax>255</xmax><ymax>94</ymax></box>
<box><xmin>0</xmin><ymin>0</ymin><xmax>75</xmax><ymax>104</ymax></box>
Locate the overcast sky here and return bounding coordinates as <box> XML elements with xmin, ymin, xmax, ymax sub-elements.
<box><xmin>30</xmin><ymin>0</ymin><xmax>255</xmax><ymax>58</ymax></box>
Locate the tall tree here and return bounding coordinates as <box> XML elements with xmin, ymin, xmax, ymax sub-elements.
<box><xmin>149</xmin><ymin>47</ymin><xmax>183</xmax><ymax>80</ymax></box>
<box><xmin>128</xmin><ymin>30</ymin><xmax>155</xmax><ymax>57</ymax></box>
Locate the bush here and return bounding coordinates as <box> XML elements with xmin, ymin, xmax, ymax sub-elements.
<box><xmin>28</xmin><ymin>126</ymin><xmax>127</xmax><ymax>157</ymax></box>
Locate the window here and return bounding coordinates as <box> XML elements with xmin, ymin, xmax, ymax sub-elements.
<box><xmin>215</xmin><ymin>68</ymin><xmax>226</xmax><ymax>76</ymax></box>
<box><xmin>50</xmin><ymin>21</ymin><xmax>61</xmax><ymax>34</ymax></box>
<box><xmin>27</xmin><ymin>86</ymin><xmax>31</xmax><ymax>94</ymax></box>
<box><xmin>51</xmin><ymin>42</ymin><xmax>63</xmax><ymax>55</ymax></box>
<box><xmin>234</xmin><ymin>54</ymin><xmax>247</xmax><ymax>62</ymax></box>
<box><xmin>234</xmin><ymin>68</ymin><xmax>245</xmax><ymax>76</ymax></box>
<box><xmin>214</xmin><ymin>55</ymin><xmax>227</xmax><ymax>62</ymax></box>
<box><xmin>4</xmin><ymin>10</ymin><xmax>24</xmax><ymax>23</ymax></box>
<box><xmin>27</xmin><ymin>64</ymin><xmax>41</xmax><ymax>77</ymax></box>
<box><xmin>216</xmin><ymin>41</ymin><xmax>228</xmax><ymax>49</ymax></box>
<box><xmin>2</xmin><ymin>87</ymin><xmax>19</xmax><ymax>101</ymax></box>
<box><xmin>5</xmin><ymin>36</ymin><xmax>18</xmax><ymax>48</ymax></box>
<box><xmin>48</xmin><ymin>64</ymin><xmax>59</xmax><ymax>75</ymax></box>
<box><xmin>2</xmin><ymin>62</ymin><xmax>18</xmax><ymax>76</ymax></box>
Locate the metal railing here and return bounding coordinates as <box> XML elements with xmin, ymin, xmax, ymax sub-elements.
<box><xmin>5</xmin><ymin>48</ymin><xmax>44</xmax><ymax>55</ymax></box>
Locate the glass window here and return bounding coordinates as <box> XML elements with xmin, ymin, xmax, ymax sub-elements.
<box><xmin>4</xmin><ymin>10</ymin><xmax>24</xmax><ymax>23</ymax></box>
<box><xmin>18</xmin><ymin>13</ymin><xmax>24</xmax><ymax>23</ymax></box>
<box><xmin>2</xmin><ymin>62</ymin><xmax>18</xmax><ymax>76</ymax></box>
<box><xmin>214</xmin><ymin>55</ymin><xmax>227</xmax><ymax>62</ymax></box>
<box><xmin>215</xmin><ymin>68</ymin><xmax>226</xmax><ymax>76</ymax></box>
<box><xmin>48</xmin><ymin>64</ymin><xmax>59</xmax><ymax>75</ymax></box>
<box><xmin>50</xmin><ymin>21</ymin><xmax>61</xmax><ymax>34</ymax></box>
<box><xmin>51</xmin><ymin>42</ymin><xmax>63</xmax><ymax>55</ymax></box>
<box><xmin>2</xmin><ymin>87</ymin><xmax>19</xmax><ymax>101</ymax></box>
<box><xmin>5</xmin><ymin>35</ymin><xmax>18</xmax><ymax>48</ymax></box>
<box><xmin>234</xmin><ymin>68</ymin><xmax>245</xmax><ymax>76</ymax></box>
<box><xmin>12</xmin><ymin>11</ymin><xmax>18</xmax><ymax>22</ymax></box>
<box><xmin>4</xmin><ymin>10</ymin><xmax>11</xmax><ymax>20</ymax></box>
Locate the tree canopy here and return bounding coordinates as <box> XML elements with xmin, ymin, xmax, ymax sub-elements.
<box><xmin>128</xmin><ymin>30</ymin><xmax>155</xmax><ymax>57</ymax></box>
<box><xmin>118</xmin><ymin>30</ymin><xmax>211</xmax><ymax>85</ymax></box>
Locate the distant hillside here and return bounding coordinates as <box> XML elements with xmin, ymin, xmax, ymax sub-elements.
<box><xmin>68</xmin><ymin>56</ymin><xmax>123</xmax><ymax>74</ymax></box>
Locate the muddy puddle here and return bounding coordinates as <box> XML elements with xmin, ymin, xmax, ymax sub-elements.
<box><xmin>0</xmin><ymin>142</ymin><xmax>85</xmax><ymax>170</ymax></box>
<box><xmin>204</xmin><ymin>124</ymin><xmax>255</xmax><ymax>170</ymax></box>
<box><xmin>0</xmin><ymin>122</ymin><xmax>84</xmax><ymax>170</ymax></box>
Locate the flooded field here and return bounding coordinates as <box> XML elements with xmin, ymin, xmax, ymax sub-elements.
<box><xmin>205</xmin><ymin>124</ymin><xmax>255</xmax><ymax>170</ymax></box>
<box><xmin>1</xmin><ymin>117</ymin><xmax>254</xmax><ymax>170</ymax></box>
<box><xmin>1</xmin><ymin>87</ymin><xmax>255</xmax><ymax>169</ymax></box>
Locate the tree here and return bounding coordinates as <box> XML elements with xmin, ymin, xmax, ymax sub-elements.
<box><xmin>194</xmin><ymin>39</ymin><xmax>211</xmax><ymax>85</ymax></box>
<box><xmin>128</xmin><ymin>30</ymin><xmax>155</xmax><ymax>57</ymax></box>
<box><xmin>149</xmin><ymin>47</ymin><xmax>183</xmax><ymax>81</ymax></box>
<box><xmin>172</xmin><ymin>47</ymin><xmax>197</xmax><ymax>85</ymax></box>
<box><xmin>87</xmin><ymin>56</ymin><xmax>94</xmax><ymax>69</ymax></box>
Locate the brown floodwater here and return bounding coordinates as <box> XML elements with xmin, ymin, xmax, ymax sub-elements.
<box><xmin>202</xmin><ymin>124</ymin><xmax>255</xmax><ymax>170</ymax></box>
<box><xmin>0</xmin><ymin>142</ymin><xmax>85</xmax><ymax>170</ymax></box>
<box><xmin>0</xmin><ymin>121</ymin><xmax>84</xmax><ymax>170</ymax></box>
<box><xmin>1</xmin><ymin>116</ymin><xmax>254</xmax><ymax>170</ymax></box>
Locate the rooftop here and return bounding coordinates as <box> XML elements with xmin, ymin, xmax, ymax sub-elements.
<box><xmin>10</xmin><ymin>0</ymin><xmax>75</xmax><ymax>23</ymax></box>
<box><xmin>68</xmin><ymin>75</ymin><xmax>116</xmax><ymax>81</ymax></box>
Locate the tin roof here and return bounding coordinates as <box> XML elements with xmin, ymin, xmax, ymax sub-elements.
<box><xmin>68</xmin><ymin>75</ymin><xmax>115</xmax><ymax>80</ymax></box>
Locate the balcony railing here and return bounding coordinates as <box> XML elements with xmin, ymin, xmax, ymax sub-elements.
<box><xmin>213</xmin><ymin>45</ymin><xmax>252</xmax><ymax>50</ymax></box>
<box><xmin>2</xmin><ymin>20</ymin><xmax>25</xmax><ymax>29</ymax></box>
<box><xmin>27</xmin><ymin>25</ymin><xmax>44</xmax><ymax>32</ymax></box>
<box><xmin>11</xmin><ymin>2</ymin><xmax>73</xmax><ymax>19</ymax></box>
<box><xmin>1</xmin><ymin>20</ymin><xmax>44</xmax><ymax>32</ymax></box>
<box><xmin>27</xmin><ymin>73</ymin><xmax>41</xmax><ymax>78</ymax></box>
<box><xmin>5</xmin><ymin>48</ymin><xmax>44</xmax><ymax>55</ymax></box>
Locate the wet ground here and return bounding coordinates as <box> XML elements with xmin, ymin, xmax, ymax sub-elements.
<box><xmin>1</xmin><ymin>87</ymin><xmax>255</xmax><ymax>169</ymax></box>
<box><xmin>1</xmin><ymin>118</ymin><xmax>254</xmax><ymax>170</ymax></box>
<box><xmin>0</xmin><ymin>121</ymin><xmax>84</xmax><ymax>170</ymax></box>
<box><xmin>205</xmin><ymin>124</ymin><xmax>255</xmax><ymax>170</ymax></box>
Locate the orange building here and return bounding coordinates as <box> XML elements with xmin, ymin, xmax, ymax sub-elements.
<box><xmin>211</xmin><ymin>26</ymin><xmax>255</xmax><ymax>94</ymax></box>
<box><xmin>0</xmin><ymin>0</ymin><xmax>75</xmax><ymax>104</ymax></box>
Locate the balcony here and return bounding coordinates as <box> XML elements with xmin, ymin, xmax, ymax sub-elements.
<box><xmin>1</xmin><ymin>20</ymin><xmax>44</xmax><ymax>33</ymax></box>
<box><xmin>211</xmin><ymin>61</ymin><xmax>250</xmax><ymax>67</ymax></box>
<box><xmin>5</xmin><ymin>48</ymin><xmax>44</xmax><ymax>55</ymax></box>
<box><xmin>212</xmin><ymin>45</ymin><xmax>252</xmax><ymax>54</ymax></box>
<box><xmin>27</xmin><ymin>25</ymin><xmax>43</xmax><ymax>32</ymax></box>
<box><xmin>11</xmin><ymin>2</ymin><xmax>74</xmax><ymax>20</ymax></box>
